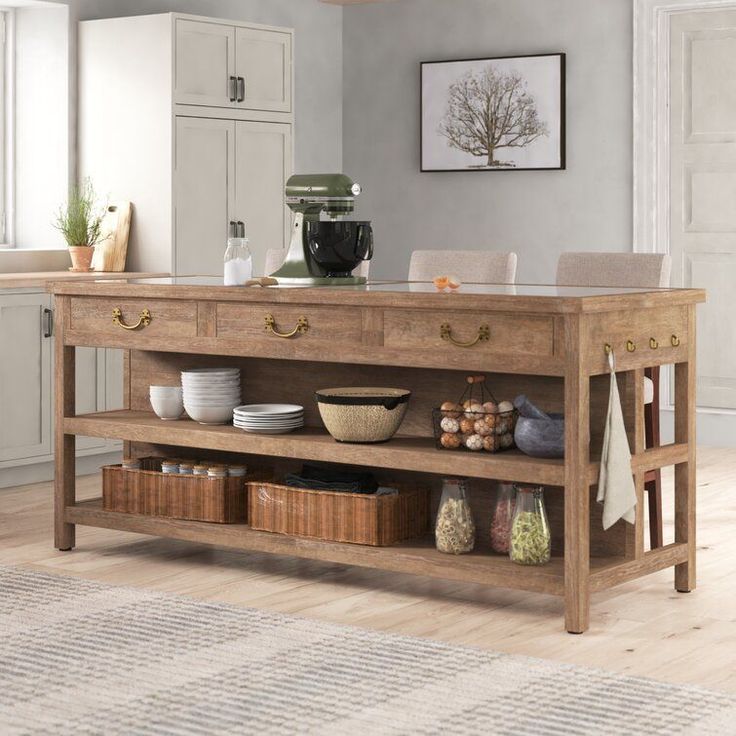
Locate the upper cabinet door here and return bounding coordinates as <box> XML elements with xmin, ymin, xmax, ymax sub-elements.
<box><xmin>175</xmin><ymin>19</ymin><xmax>235</xmax><ymax>107</ymax></box>
<box><xmin>234</xmin><ymin>27</ymin><xmax>292</xmax><ymax>112</ymax></box>
<box><xmin>174</xmin><ymin>116</ymin><xmax>236</xmax><ymax>276</ymax></box>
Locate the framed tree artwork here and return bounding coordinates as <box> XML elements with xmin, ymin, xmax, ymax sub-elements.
<box><xmin>421</xmin><ymin>53</ymin><xmax>565</xmax><ymax>171</ymax></box>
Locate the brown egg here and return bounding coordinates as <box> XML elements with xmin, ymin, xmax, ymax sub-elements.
<box><xmin>440</xmin><ymin>401</ymin><xmax>463</xmax><ymax>419</ymax></box>
<box><xmin>474</xmin><ymin>419</ymin><xmax>492</xmax><ymax>436</ymax></box>
<box><xmin>483</xmin><ymin>435</ymin><xmax>498</xmax><ymax>452</ymax></box>
<box><xmin>459</xmin><ymin>418</ymin><xmax>476</xmax><ymax>434</ymax></box>
<box><xmin>483</xmin><ymin>413</ymin><xmax>497</xmax><ymax>429</ymax></box>
<box><xmin>440</xmin><ymin>432</ymin><xmax>461</xmax><ymax>449</ymax></box>
<box><xmin>482</xmin><ymin>401</ymin><xmax>498</xmax><ymax>414</ymax></box>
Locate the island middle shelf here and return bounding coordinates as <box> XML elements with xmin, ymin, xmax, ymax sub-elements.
<box><xmin>66</xmin><ymin>410</ymin><xmax>572</xmax><ymax>485</ymax></box>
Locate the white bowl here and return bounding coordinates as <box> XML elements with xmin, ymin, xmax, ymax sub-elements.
<box><xmin>150</xmin><ymin>395</ymin><xmax>184</xmax><ymax>420</ymax></box>
<box><xmin>150</xmin><ymin>386</ymin><xmax>183</xmax><ymax>397</ymax></box>
<box><xmin>184</xmin><ymin>403</ymin><xmax>236</xmax><ymax>425</ymax></box>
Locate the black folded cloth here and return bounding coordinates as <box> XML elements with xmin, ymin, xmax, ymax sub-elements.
<box><xmin>284</xmin><ymin>463</ymin><xmax>378</xmax><ymax>494</ymax></box>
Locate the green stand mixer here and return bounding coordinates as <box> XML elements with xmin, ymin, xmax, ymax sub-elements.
<box><xmin>270</xmin><ymin>173</ymin><xmax>373</xmax><ymax>285</ymax></box>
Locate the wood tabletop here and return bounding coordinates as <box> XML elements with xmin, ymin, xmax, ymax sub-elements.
<box><xmin>46</xmin><ymin>276</ymin><xmax>706</xmax><ymax>314</ymax></box>
<box><xmin>0</xmin><ymin>271</ymin><xmax>167</xmax><ymax>290</ymax></box>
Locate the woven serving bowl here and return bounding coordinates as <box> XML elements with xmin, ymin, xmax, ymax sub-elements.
<box><xmin>315</xmin><ymin>387</ymin><xmax>411</xmax><ymax>443</ymax></box>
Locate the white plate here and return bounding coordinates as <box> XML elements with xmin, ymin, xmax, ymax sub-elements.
<box><xmin>233</xmin><ymin>411</ymin><xmax>303</xmax><ymax>420</ymax></box>
<box><xmin>181</xmin><ymin>368</ymin><xmax>239</xmax><ymax>376</ymax></box>
<box><xmin>234</xmin><ymin>421</ymin><xmax>304</xmax><ymax>429</ymax></box>
<box><xmin>234</xmin><ymin>425</ymin><xmax>302</xmax><ymax>435</ymax></box>
<box><xmin>234</xmin><ymin>403</ymin><xmax>304</xmax><ymax>415</ymax></box>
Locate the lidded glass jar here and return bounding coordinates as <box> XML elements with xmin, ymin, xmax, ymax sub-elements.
<box><xmin>223</xmin><ymin>226</ymin><xmax>253</xmax><ymax>286</ymax></box>
<box><xmin>509</xmin><ymin>485</ymin><xmax>551</xmax><ymax>566</ymax></box>
<box><xmin>435</xmin><ymin>478</ymin><xmax>475</xmax><ymax>554</ymax></box>
<box><xmin>490</xmin><ymin>482</ymin><xmax>515</xmax><ymax>554</ymax></box>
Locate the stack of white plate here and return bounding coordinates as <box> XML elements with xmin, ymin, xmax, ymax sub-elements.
<box><xmin>181</xmin><ymin>368</ymin><xmax>241</xmax><ymax>425</ymax></box>
<box><xmin>233</xmin><ymin>404</ymin><xmax>304</xmax><ymax>434</ymax></box>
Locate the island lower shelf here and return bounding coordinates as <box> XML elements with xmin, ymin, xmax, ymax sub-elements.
<box><xmin>66</xmin><ymin>498</ymin><xmax>643</xmax><ymax>596</ymax></box>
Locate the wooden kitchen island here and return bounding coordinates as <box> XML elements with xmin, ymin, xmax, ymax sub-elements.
<box><xmin>49</xmin><ymin>277</ymin><xmax>705</xmax><ymax>633</ymax></box>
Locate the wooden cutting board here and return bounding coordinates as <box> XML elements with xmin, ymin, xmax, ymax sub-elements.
<box><xmin>92</xmin><ymin>201</ymin><xmax>132</xmax><ymax>272</ymax></box>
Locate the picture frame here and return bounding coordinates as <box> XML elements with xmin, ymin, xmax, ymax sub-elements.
<box><xmin>421</xmin><ymin>53</ymin><xmax>566</xmax><ymax>172</ymax></box>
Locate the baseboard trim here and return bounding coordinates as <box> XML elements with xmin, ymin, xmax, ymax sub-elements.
<box><xmin>0</xmin><ymin>451</ymin><xmax>122</xmax><ymax>490</ymax></box>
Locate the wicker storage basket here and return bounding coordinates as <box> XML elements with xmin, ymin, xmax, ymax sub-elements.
<box><xmin>248</xmin><ymin>481</ymin><xmax>430</xmax><ymax>546</ymax></box>
<box><xmin>102</xmin><ymin>458</ymin><xmax>248</xmax><ymax>523</ymax></box>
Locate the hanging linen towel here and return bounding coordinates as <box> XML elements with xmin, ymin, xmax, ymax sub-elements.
<box><xmin>597</xmin><ymin>350</ymin><xmax>637</xmax><ymax>530</ymax></box>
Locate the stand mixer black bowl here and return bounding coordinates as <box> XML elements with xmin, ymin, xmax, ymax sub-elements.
<box><xmin>307</xmin><ymin>221</ymin><xmax>373</xmax><ymax>277</ymax></box>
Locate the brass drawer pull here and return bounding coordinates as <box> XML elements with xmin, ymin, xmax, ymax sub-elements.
<box><xmin>112</xmin><ymin>307</ymin><xmax>151</xmax><ymax>330</ymax></box>
<box><xmin>440</xmin><ymin>322</ymin><xmax>490</xmax><ymax>348</ymax></box>
<box><xmin>671</xmin><ymin>334</ymin><xmax>681</xmax><ymax>347</ymax></box>
<box><xmin>649</xmin><ymin>337</ymin><xmax>659</xmax><ymax>349</ymax></box>
<box><xmin>626</xmin><ymin>340</ymin><xmax>636</xmax><ymax>352</ymax></box>
<box><xmin>264</xmin><ymin>313</ymin><xmax>309</xmax><ymax>338</ymax></box>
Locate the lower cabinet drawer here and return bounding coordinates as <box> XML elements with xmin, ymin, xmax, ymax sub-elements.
<box><xmin>216</xmin><ymin>303</ymin><xmax>363</xmax><ymax>345</ymax></box>
<box><xmin>383</xmin><ymin>309</ymin><xmax>555</xmax><ymax>357</ymax></box>
<box><xmin>69</xmin><ymin>297</ymin><xmax>198</xmax><ymax>339</ymax></box>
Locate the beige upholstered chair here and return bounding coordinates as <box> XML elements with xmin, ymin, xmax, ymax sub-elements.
<box><xmin>409</xmin><ymin>250</ymin><xmax>517</xmax><ymax>284</ymax></box>
<box><xmin>556</xmin><ymin>252</ymin><xmax>671</xmax><ymax>289</ymax></box>
<box><xmin>555</xmin><ymin>251</ymin><xmax>671</xmax><ymax>549</ymax></box>
<box><xmin>264</xmin><ymin>248</ymin><xmax>370</xmax><ymax>279</ymax></box>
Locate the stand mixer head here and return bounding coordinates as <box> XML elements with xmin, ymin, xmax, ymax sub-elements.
<box><xmin>270</xmin><ymin>173</ymin><xmax>373</xmax><ymax>285</ymax></box>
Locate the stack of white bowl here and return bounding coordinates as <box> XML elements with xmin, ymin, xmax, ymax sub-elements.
<box><xmin>150</xmin><ymin>386</ymin><xmax>184</xmax><ymax>420</ymax></box>
<box><xmin>181</xmin><ymin>368</ymin><xmax>241</xmax><ymax>425</ymax></box>
<box><xmin>233</xmin><ymin>404</ymin><xmax>304</xmax><ymax>434</ymax></box>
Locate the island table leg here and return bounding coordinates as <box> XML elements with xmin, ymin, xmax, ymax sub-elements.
<box><xmin>675</xmin><ymin>306</ymin><xmax>697</xmax><ymax>592</ymax></box>
<box><xmin>564</xmin><ymin>315</ymin><xmax>591</xmax><ymax>634</ymax></box>
<box><xmin>54</xmin><ymin>297</ymin><xmax>76</xmax><ymax>551</ymax></box>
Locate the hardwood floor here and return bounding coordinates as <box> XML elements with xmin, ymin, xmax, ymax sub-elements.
<box><xmin>2</xmin><ymin>447</ymin><xmax>734</xmax><ymax>692</ymax></box>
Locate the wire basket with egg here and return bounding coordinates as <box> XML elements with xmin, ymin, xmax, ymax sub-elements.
<box><xmin>432</xmin><ymin>375</ymin><xmax>517</xmax><ymax>453</ymax></box>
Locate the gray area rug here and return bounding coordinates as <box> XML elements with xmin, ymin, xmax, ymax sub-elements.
<box><xmin>1</xmin><ymin>566</ymin><xmax>734</xmax><ymax>736</ymax></box>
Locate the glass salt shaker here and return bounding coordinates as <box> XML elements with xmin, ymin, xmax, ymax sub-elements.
<box><xmin>223</xmin><ymin>224</ymin><xmax>253</xmax><ymax>286</ymax></box>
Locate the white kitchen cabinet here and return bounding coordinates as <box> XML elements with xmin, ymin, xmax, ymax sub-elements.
<box><xmin>0</xmin><ymin>293</ymin><xmax>52</xmax><ymax>462</ymax></box>
<box><xmin>79</xmin><ymin>13</ymin><xmax>293</xmax><ymax>276</ymax></box>
<box><xmin>174</xmin><ymin>117</ymin><xmax>290</xmax><ymax>276</ymax></box>
<box><xmin>174</xmin><ymin>19</ymin><xmax>235</xmax><ymax>108</ymax></box>
<box><xmin>173</xmin><ymin>18</ymin><xmax>291</xmax><ymax>112</ymax></box>
<box><xmin>0</xmin><ymin>291</ymin><xmax>123</xmax><ymax>473</ymax></box>
<box><xmin>174</xmin><ymin>117</ymin><xmax>236</xmax><ymax>276</ymax></box>
<box><xmin>233</xmin><ymin>121</ymin><xmax>292</xmax><ymax>275</ymax></box>
<box><xmin>235</xmin><ymin>26</ymin><xmax>291</xmax><ymax>113</ymax></box>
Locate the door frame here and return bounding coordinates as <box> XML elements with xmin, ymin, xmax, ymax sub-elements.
<box><xmin>633</xmin><ymin>0</ymin><xmax>736</xmax><ymax>418</ymax></box>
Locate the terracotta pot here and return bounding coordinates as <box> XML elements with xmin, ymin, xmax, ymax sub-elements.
<box><xmin>68</xmin><ymin>246</ymin><xmax>95</xmax><ymax>271</ymax></box>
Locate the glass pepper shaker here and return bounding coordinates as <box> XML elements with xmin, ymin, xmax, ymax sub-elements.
<box><xmin>509</xmin><ymin>485</ymin><xmax>551</xmax><ymax>565</ymax></box>
<box><xmin>490</xmin><ymin>482</ymin><xmax>515</xmax><ymax>554</ymax></box>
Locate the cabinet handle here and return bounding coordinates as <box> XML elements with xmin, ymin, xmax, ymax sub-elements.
<box><xmin>112</xmin><ymin>307</ymin><xmax>152</xmax><ymax>331</ymax></box>
<box><xmin>264</xmin><ymin>313</ymin><xmax>308</xmax><ymax>338</ymax></box>
<box><xmin>439</xmin><ymin>322</ymin><xmax>490</xmax><ymax>348</ymax></box>
<box><xmin>671</xmin><ymin>334</ymin><xmax>681</xmax><ymax>347</ymax></box>
<box><xmin>228</xmin><ymin>75</ymin><xmax>237</xmax><ymax>102</ymax></box>
<box><xmin>42</xmin><ymin>307</ymin><xmax>53</xmax><ymax>338</ymax></box>
<box><xmin>229</xmin><ymin>220</ymin><xmax>237</xmax><ymax>238</ymax></box>
<box><xmin>236</xmin><ymin>76</ymin><xmax>245</xmax><ymax>102</ymax></box>
<box><xmin>237</xmin><ymin>221</ymin><xmax>245</xmax><ymax>238</ymax></box>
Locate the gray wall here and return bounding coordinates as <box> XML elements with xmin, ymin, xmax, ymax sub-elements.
<box><xmin>342</xmin><ymin>0</ymin><xmax>633</xmax><ymax>282</ymax></box>
<box><xmin>69</xmin><ymin>0</ymin><xmax>344</xmax><ymax>174</ymax></box>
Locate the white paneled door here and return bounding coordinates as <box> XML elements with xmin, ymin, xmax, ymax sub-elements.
<box><xmin>670</xmin><ymin>9</ymin><xmax>736</xmax><ymax>410</ymax></box>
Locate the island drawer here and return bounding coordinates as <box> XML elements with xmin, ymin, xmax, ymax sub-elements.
<box><xmin>383</xmin><ymin>309</ymin><xmax>556</xmax><ymax>357</ymax></box>
<box><xmin>215</xmin><ymin>303</ymin><xmax>363</xmax><ymax>344</ymax></box>
<box><xmin>69</xmin><ymin>297</ymin><xmax>198</xmax><ymax>339</ymax></box>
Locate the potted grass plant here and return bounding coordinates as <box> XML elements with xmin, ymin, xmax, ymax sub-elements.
<box><xmin>54</xmin><ymin>179</ymin><xmax>106</xmax><ymax>271</ymax></box>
